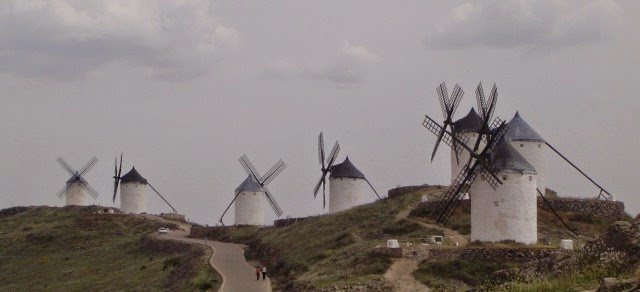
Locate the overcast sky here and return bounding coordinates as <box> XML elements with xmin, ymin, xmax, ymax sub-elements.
<box><xmin>1</xmin><ymin>0</ymin><xmax>638</xmax><ymax>225</ymax></box>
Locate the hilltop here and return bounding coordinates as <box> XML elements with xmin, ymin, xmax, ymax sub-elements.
<box><xmin>193</xmin><ymin>185</ymin><xmax>637</xmax><ymax>291</ymax></box>
<box><xmin>0</xmin><ymin>205</ymin><xmax>220</xmax><ymax>291</ymax></box>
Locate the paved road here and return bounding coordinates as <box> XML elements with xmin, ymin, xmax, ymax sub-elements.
<box><xmin>150</xmin><ymin>218</ymin><xmax>271</xmax><ymax>292</ymax></box>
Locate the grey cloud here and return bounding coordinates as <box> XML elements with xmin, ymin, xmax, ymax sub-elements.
<box><xmin>264</xmin><ymin>41</ymin><xmax>381</xmax><ymax>85</ymax></box>
<box><xmin>426</xmin><ymin>0</ymin><xmax>623</xmax><ymax>50</ymax></box>
<box><xmin>0</xmin><ymin>1</ymin><xmax>238</xmax><ymax>80</ymax></box>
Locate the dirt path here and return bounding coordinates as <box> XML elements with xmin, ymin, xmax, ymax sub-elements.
<box><xmin>146</xmin><ymin>216</ymin><xmax>271</xmax><ymax>292</ymax></box>
<box><xmin>384</xmin><ymin>258</ymin><xmax>429</xmax><ymax>292</ymax></box>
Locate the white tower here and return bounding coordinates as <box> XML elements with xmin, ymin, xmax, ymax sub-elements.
<box><xmin>505</xmin><ymin>111</ymin><xmax>546</xmax><ymax>195</ymax></box>
<box><xmin>450</xmin><ymin>108</ymin><xmax>483</xmax><ymax>183</ymax></box>
<box><xmin>471</xmin><ymin>141</ymin><xmax>538</xmax><ymax>244</ymax></box>
<box><xmin>234</xmin><ymin>175</ymin><xmax>266</xmax><ymax>225</ymax></box>
<box><xmin>329</xmin><ymin>157</ymin><xmax>369</xmax><ymax>213</ymax></box>
<box><xmin>65</xmin><ymin>175</ymin><xmax>89</xmax><ymax>206</ymax></box>
<box><xmin>119</xmin><ymin>167</ymin><xmax>148</xmax><ymax>214</ymax></box>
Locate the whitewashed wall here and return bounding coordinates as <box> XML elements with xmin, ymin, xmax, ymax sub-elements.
<box><xmin>65</xmin><ymin>183</ymin><xmax>88</xmax><ymax>206</ymax></box>
<box><xmin>470</xmin><ymin>170</ymin><xmax>538</xmax><ymax>244</ymax></box>
<box><xmin>235</xmin><ymin>191</ymin><xmax>265</xmax><ymax>225</ymax></box>
<box><xmin>329</xmin><ymin>177</ymin><xmax>366</xmax><ymax>213</ymax></box>
<box><xmin>121</xmin><ymin>182</ymin><xmax>148</xmax><ymax>214</ymax></box>
<box><xmin>509</xmin><ymin>141</ymin><xmax>545</xmax><ymax>194</ymax></box>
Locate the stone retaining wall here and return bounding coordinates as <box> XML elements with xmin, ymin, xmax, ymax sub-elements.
<box><xmin>410</xmin><ymin>197</ymin><xmax>625</xmax><ymax>220</ymax></box>
<box><xmin>429</xmin><ymin>247</ymin><xmax>559</xmax><ymax>263</ymax></box>
<box><xmin>387</xmin><ymin>184</ymin><xmax>433</xmax><ymax>199</ymax></box>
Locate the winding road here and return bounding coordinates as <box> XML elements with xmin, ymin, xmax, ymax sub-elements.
<box><xmin>148</xmin><ymin>216</ymin><xmax>271</xmax><ymax>292</ymax></box>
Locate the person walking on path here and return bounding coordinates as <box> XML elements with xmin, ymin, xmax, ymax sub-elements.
<box><xmin>255</xmin><ymin>265</ymin><xmax>261</xmax><ymax>280</ymax></box>
<box><xmin>261</xmin><ymin>265</ymin><xmax>267</xmax><ymax>280</ymax></box>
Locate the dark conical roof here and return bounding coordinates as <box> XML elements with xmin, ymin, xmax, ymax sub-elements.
<box><xmin>504</xmin><ymin>111</ymin><xmax>545</xmax><ymax>142</ymax></box>
<box><xmin>489</xmin><ymin>140</ymin><xmax>537</xmax><ymax>174</ymax></box>
<box><xmin>235</xmin><ymin>175</ymin><xmax>265</xmax><ymax>193</ymax></box>
<box><xmin>453</xmin><ymin>108</ymin><xmax>483</xmax><ymax>132</ymax></box>
<box><xmin>330</xmin><ymin>156</ymin><xmax>365</xmax><ymax>179</ymax></box>
<box><xmin>66</xmin><ymin>172</ymin><xmax>87</xmax><ymax>184</ymax></box>
<box><xmin>120</xmin><ymin>167</ymin><xmax>148</xmax><ymax>184</ymax></box>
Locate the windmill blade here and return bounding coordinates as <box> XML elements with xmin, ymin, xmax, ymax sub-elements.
<box><xmin>148</xmin><ymin>182</ymin><xmax>178</xmax><ymax>213</ymax></box>
<box><xmin>479</xmin><ymin>167</ymin><xmax>503</xmax><ymax>190</ymax></box>
<box><xmin>364</xmin><ymin>178</ymin><xmax>381</xmax><ymax>200</ymax></box>
<box><xmin>56</xmin><ymin>157</ymin><xmax>76</xmax><ymax>176</ymax></box>
<box><xmin>326</xmin><ymin>141</ymin><xmax>341</xmax><ymax>167</ymax></box>
<box><xmin>218</xmin><ymin>191</ymin><xmax>243</xmax><ymax>225</ymax></box>
<box><xmin>435</xmin><ymin>158</ymin><xmax>479</xmax><ymax>224</ymax></box>
<box><xmin>422</xmin><ymin>115</ymin><xmax>468</xmax><ymax>156</ymax></box>
<box><xmin>81</xmin><ymin>183</ymin><xmax>100</xmax><ymax>199</ymax></box>
<box><xmin>56</xmin><ymin>185</ymin><xmax>69</xmax><ymax>198</ymax></box>
<box><xmin>261</xmin><ymin>160</ymin><xmax>286</xmax><ymax>186</ymax></box>
<box><xmin>313</xmin><ymin>173</ymin><xmax>327</xmax><ymax>198</ymax></box>
<box><xmin>117</xmin><ymin>153</ymin><xmax>123</xmax><ymax>178</ymax></box>
<box><xmin>239</xmin><ymin>154</ymin><xmax>262</xmax><ymax>180</ymax></box>
<box><xmin>112</xmin><ymin>179</ymin><xmax>119</xmax><ymax>203</ymax></box>
<box><xmin>476</xmin><ymin>82</ymin><xmax>487</xmax><ymax>120</ymax></box>
<box><xmin>429</xmin><ymin>127</ymin><xmax>447</xmax><ymax>162</ymax></box>
<box><xmin>318</xmin><ymin>132</ymin><xmax>326</xmax><ymax>168</ymax></box>
<box><xmin>264</xmin><ymin>188</ymin><xmax>284</xmax><ymax>217</ymax></box>
<box><xmin>448</xmin><ymin>84</ymin><xmax>464</xmax><ymax>116</ymax></box>
<box><xmin>485</xmin><ymin>84</ymin><xmax>498</xmax><ymax>122</ymax></box>
<box><xmin>322</xmin><ymin>180</ymin><xmax>327</xmax><ymax>209</ymax></box>
<box><xmin>79</xmin><ymin>156</ymin><xmax>98</xmax><ymax>176</ymax></box>
<box><xmin>436</xmin><ymin>82</ymin><xmax>449</xmax><ymax>118</ymax></box>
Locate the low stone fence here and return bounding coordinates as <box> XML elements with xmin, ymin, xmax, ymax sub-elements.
<box><xmin>160</xmin><ymin>213</ymin><xmax>186</xmax><ymax>222</ymax></box>
<box><xmin>387</xmin><ymin>184</ymin><xmax>433</xmax><ymax>199</ymax></box>
<box><xmin>536</xmin><ymin>198</ymin><xmax>625</xmax><ymax>221</ymax></box>
<box><xmin>410</xmin><ymin>197</ymin><xmax>625</xmax><ymax>220</ymax></box>
<box><xmin>429</xmin><ymin>247</ymin><xmax>559</xmax><ymax>263</ymax></box>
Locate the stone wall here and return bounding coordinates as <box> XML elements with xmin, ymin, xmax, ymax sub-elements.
<box><xmin>160</xmin><ymin>213</ymin><xmax>186</xmax><ymax>222</ymax></box>
<box><xmin>387</xmin><ymin>184</ymin><xmax>433</xmax><ymax>199</ymax></box>
<box><xmin>429</xmin><ymin>247</ymin><xmax>559</xmax><ymax>263</ymax></box>
<box><xmin>537</xmin><ymin>198</ymin><xmax>625</xmax><ymax>221</ymax></box>
<box><xmin>410</xmin><ymin>197</ymin><xmax>625</xmax><ymax>220</ymax></box>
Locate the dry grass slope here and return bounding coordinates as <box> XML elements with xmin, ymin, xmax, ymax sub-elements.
<box><xmin>0</xmin><ymin>205</ymin><xmax>220</xmax><ymax>291</ymax></box>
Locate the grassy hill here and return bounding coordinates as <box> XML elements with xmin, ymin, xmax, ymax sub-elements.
<box><xmin>195</xmin><ymin>186</ymin><xmax>633</xmax><ymax>291</ymax></box>
<box><xmin>196</xmin><ymin>188</ymin><xmax>446</xmax><ymax>290</ymax></box>
<box><xmin>0</xmin><ymin>205</ymin><xmax>220</xmax><ymax>291</ymax></box>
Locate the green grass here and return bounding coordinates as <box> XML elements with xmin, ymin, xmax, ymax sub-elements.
<box><xmin>197</xmin><ymin>189</ymin><xmax>438</xmax><ymax>289</ymax></box>
<box><xmin>0</xmin><ymin>206</ymin><xmax>220</xmax><ymax>291</ymax></box>
<box><xmin>413</xmin><ymin>259</ymin><xmax>511</xmax><ymax>287</ymax></box>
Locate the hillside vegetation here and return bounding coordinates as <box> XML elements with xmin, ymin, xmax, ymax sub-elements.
<box><xmin>197</xmin><ymin>185</ymin><xmax>633</xmax><ymax>291</ymax></box>
<box><xmin>0</xmin><ymin>206</ymin><xmax>220</xmax><ymax>291</ymax></box>
<box><xmin>196</xmin><ymin>187</ymin><xmax>446</xmax><ymax>290</ymax></box>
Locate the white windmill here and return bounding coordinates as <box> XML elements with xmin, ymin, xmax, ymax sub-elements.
<box><xmin>55</xmin><ymin>157</ymin><xmax>99</xmax><ymax>206</ymax></box>
<box><xmin>313</xmin><ymin>132</ymin><xmax>381</xmax><ymax>213</ymax></box>
<box><xmin>219</xmin><ymin>154</ymin><xmax>286</xmax><ymax>226</ymax></box>
<box><xmin>504</xmin><ymin>111</ymin><xmax>546</xmax><ymax>196</ymax></box>
<box><xmin>470</xmin><ymin>140</ymin><xmax>538</xmax><ymax>244</ymax></box>
<box><xmin>112</xmin><ymin>154</ymin><xmax>178</xmax><ymax>214</ymax></box>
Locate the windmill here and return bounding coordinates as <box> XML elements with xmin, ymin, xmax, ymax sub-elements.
<box><xmin>112</xmin><ymin>154</ymin><xmax>178</xmax><ymax>214</ymax></box>
<box><xmin>313</xmin><ymin>132</ymin><xmax>381</xmax><ymax>213</ymax></box>
<box><xmin>56</xmin><ymin>156</ymin><xmax>99</xmax><ymax>206</ymax></box>
<box><xmin>422</xmin><ymin>82</ymin><xmax>508</xmax><ymax>224</ymax></box>
<box><xmin>218</xmin><ymin>154</ymin><xmax>286</xmax><ymax>226</ymax></box>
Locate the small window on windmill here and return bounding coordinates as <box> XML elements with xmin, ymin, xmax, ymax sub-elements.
<box><xmin>529</xmin><ymin>176</ymin><xmax>533</xmax><ymax>182</ymax></box>
<box><xmin>502</xmin><ymin>175</ymin><xmax>508</xmax><ymax>181</ymax></box>
<box><xmin>494</xmin><ymin>201</ymin><xmax>499</xmax><ymax>207</ymax></box>
<box><xmin>538</xmin><ymin>144</ymin><xmax>541</xmax><ymax>148</ymax></box>
<box><xmin>520</xmin><ymin>143</ymin><xmax>524</xmax><ymax>147</ymax></box>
